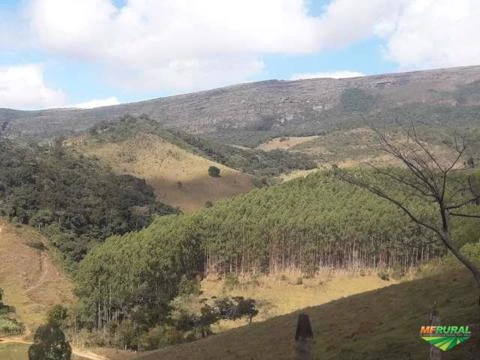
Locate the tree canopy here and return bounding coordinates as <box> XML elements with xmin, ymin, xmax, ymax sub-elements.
<box><xmin>0</xmin><ymin>139</ymin><xmax>176</xmax><ymax>261</ymax></box>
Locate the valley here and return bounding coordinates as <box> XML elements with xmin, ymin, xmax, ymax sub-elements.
<box><xmin>1</xmin><ymin>66</ymin><xmax>480</xmax><ymax>359</ymax></box>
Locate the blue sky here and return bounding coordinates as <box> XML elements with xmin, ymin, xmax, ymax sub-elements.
<box><xmin>1</xmin><ymin>0</ymin><xmax>479</xmax><ymax>109</ymax></box>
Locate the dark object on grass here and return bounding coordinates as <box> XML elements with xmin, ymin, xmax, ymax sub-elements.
<box><xmin>208</xmin><ymin>166</ymin><xmax>221</xmax><ymax>177</ymax></box>
<box><xmin>295</xmin><ymin>313</ymin><xmax>313</xmax><ymax>341</ymax></box>
<box><xmin>28</xmin><ymin>323</ymin><xmax>72</xmax><ymax>360</ymax></box>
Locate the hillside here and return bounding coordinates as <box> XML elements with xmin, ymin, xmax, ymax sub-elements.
<box><xmin>0</xmin><ymin>220</ymin><xmax>74</xmax><ymax>332</ymax></box>
<box><xmin>134</xmin><ymin>268</ymin><xmax>478</xmax><ymax>360</ymax></box>
<box><xmin>70</xmin><ymin>122</ymin><xmax>254</xmax><ymax>213</ymax></box>
<box><xmin>0</xmin><ymin>138</ymin><xmax>176</xmax><ymax>262</ymax></box>
<box><xmin>260</xmin><ymin>126</ymin><xmax>462</xmax><ymax>168</ymax></box>
<box><xmin>69</xmin><ymin>116</ymin><xmax>320</xmax><ymax>211</ymax></box>
<box><xmin>2</xmin><ymin>65</ymin><xmax>480</xmax><ymax>145</ymax></box>
<box><xmin>74</xmin><ymin>169</ymin><xmax>475</xmax><ymax>348</ymax></box>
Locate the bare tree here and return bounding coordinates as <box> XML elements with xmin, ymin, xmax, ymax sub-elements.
<box><xmin>334</xmin><ymin>123</ymin><xmax>480</xmax><ymax>289</ymax></box>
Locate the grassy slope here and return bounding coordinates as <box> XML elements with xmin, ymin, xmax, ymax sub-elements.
<box><xmin>258</xmin><ymin>127</ymin><xmax>458</xmax><ymax>168</ymax></box>
<box><xmin>0</xmin><ymin>220</ymin><xmax>75</xmax><ymax>333</ymax></box>
<box><xmin>256</xmin><ymin>136</ymin><xmax>320</xmax><ymax>151</ymax></box>
<box><xmin>71</xmin><ymin>133</ymin><xmax>254</xmax><ymax>213</ymax></box>
<box><xmin>136</xmin><ymin>269</ymin><xmax>478</xmax><ymax>360</ymax></box>
<box><xmin>200</xmin><ymin>271</ymin><xmax>395</xmax><ymax>333</ymax></box>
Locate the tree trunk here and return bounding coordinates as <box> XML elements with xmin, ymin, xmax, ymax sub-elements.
<box><xmin>441</xmin><ymin>232</ymin><xmax>480</xmax><ymax>288</ymax></box>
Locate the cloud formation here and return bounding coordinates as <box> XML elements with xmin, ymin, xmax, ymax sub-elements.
<box><xmin>28</xmin><ymin>0</ymin><xmax>322</xmax><ymax>91</ymax></box>
<box><xmin>0</xmin><ymin>65</ymin><xmax>65</xmax><ymax>110</ymax></box>
<box><xmin>70</xmin><ymin>97</ymin><xmax>120</xmax><ymax>109</ymax></box>
<box><xmin>318</xmin><ymin>0</ymin><xmax>480</xmax><ymax>69</ymax></box>
<box><xmin>4</xmin><ymin>0</ymin><xmax>480</xmax><ymax>104</ymax></box>
<box><xmin>381</xmin><ymin>0</ymin><xmax>480</xmax><ymax>68</ymax></box>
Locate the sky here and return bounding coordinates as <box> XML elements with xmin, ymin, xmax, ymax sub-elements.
<box><xmin>1</xmin><ymin>0</ymin><xmax>480</xmax><ymax>110</ymax></box>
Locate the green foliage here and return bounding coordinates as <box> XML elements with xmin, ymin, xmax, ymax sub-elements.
<box><xmin>169</xmin><ymin>127</ymin><xmax>317</xmax><ymax>176</ymax></box>
<box><xmin>138</xmin><ymin>325</ymin><xmax>184</xmax><ymax>350</ymax></box>
<box><xmin>0</xmin><ymin>318</ymin><xmax>24</xmax><ymax>336</ymax></box>
<box><xmin>0</xmin><ymin>138</ymin><xmax>176</xmax><ymax>261</ymax></box>
<box><xmin>47</xmin><ymin>305</ymin><xmax>69</xmax><ymax>327</ymax></box>
<box><xmin>28</xmin><ymin>324</ymin><xmax>71</xmax><ymax>360</ymax></box>
<box><xmin>170</xmin><ymin>296</ymin><xmax>259</xmax><ymax>342</ymax></box>
<box><xmin>87</xmin><ymin>115</ymin><xmax>317</xmax><ymax>176</ymax></box>
<box><xmin>460</xmin><ymin>242</ymin><xmax>480</xmax><ymax>265</ymax></box>
<box><xmin>76</xmin><ymin>215</ymin><xmax>204</xmax><ymax>337</ymax></box>
<box><xmin>76</xmin><ymin>169</ymin><xmax>480</xmax><ymax>349</ymax></box>
<box><xmin>178</xmin><ymin>276</ymin><xmax>201</xmax><ymax>297</ymax></box>
<box><xmin>75</xmin><ymin>169</ymin><xmax>479</xmax><ymax>349</ymax></box>
<box><xmin>208</xmin><ymin>166</ymin><xmax>221</xmax><ymax>177</ymax></box>
<box><xmin>0</xmin><ymin>288</ymin><xmax>24</xmax><ymax>336</ymax></box>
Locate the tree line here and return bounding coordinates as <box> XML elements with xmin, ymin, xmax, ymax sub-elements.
<box><xmin>75</xmin><ymin>169</ymin><xmax>480</xmax><ymax>343</ymax></box>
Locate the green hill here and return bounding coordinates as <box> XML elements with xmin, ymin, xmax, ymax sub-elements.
<box><xmin>0</xmin><ymin>138</ymin><xmax>176</xmax><ymax>262</ymax></box>
<box><xmin>75</xmin><ymin>169</ymin><xmax>480</xmax><ymax>349</ymax></box>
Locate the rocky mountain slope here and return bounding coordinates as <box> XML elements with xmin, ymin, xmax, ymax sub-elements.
<box><xmin>2</xmin><ymin>65</ymin><xmax>480</xmax><ymax>145</ymax></box>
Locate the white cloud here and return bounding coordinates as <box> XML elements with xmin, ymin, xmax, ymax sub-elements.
<box><xmin>291</xmin><ymin>71</ymin><xmax>365</xmax><ymax>80</ymax></box>
<box><xmin>28</xmin><ymin>0</ymin><xmax>323</xmax><ymax>91</ymax></box>
<box><xmin>70</xmin><ymin>96</ymin><xmax>120</xmax><ymax>109</ymax></box>
<box><xmin>311</xmin><ymin>0</ymin><xmax>480</xmax><ymax>69</ymax></box>
<box><xmin>14</xmin><ymin>0</ymin><xmax>480</xmax><ymax>96</ymax></box>
<box><xmin>381</xmin><ymin>0</ymin><xmax>480</xmax><ymax>69</ymax></box>
<box><xmin>0</xmin><ymin>64</ymin><xmax>66</xmax><ymax>110</ymax></box>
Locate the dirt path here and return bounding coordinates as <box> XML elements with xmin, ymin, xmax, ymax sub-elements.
<box><xmin>25</xmin><ymin>251</ymin><xmax>48</xmax><ymax>295</ymax></box>
<box><xmin>0</xmin><ymin>338</ymin><xmax>109</xmax><ymax>360</ymax></box>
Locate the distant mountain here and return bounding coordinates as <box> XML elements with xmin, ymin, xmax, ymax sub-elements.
<box><xmin>2</xmin><ymin>65</ymin><xmax>480</xmax><ymax>146</ymax></box>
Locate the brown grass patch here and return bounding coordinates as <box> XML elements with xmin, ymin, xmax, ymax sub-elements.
<box><xmin>256</xmin><ymin>136</ymin><xmax>320</xmax><ymax>151</ymax></box>
<box><xmin>0</xmin><ymin>220</ymin><xmax>75</xmax><ymax>333</ymax></box>
<box><xmin>73</xmin><ymin>134</ymin><xmax>254</xmax><ymax>212</ymax></box>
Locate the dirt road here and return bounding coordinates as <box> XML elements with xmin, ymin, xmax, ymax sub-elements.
<box><xmin>0</xmin><ymin>338</ymin><xmax>109</xmax><ymax>360</ymax></box>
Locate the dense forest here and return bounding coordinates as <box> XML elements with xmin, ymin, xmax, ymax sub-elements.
<box><xmin>88</xmin><ymin>115</ymin><xmax>317</xmax><ymax>176</ymax></box>
<box><xmin>0</xmin><ymin>139</ymin><xmax>176</xmax><ymax>261</ymax></box>
<box><xmin>75</xmin><ymin>170</ymin><xmax>480</xmax><ymax>345</ymax></box>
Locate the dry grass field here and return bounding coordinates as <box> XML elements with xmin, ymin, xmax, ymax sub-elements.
<box><xmin>135</xmin><ymin>268</ymin><xmax>477</xmax><ymax>360</ymax></box>
<box><xmin>201</xmin><ymin>270</ymin><xmax>394</xmax><ymax>332</ymax></box>
<box><xmin>256</xmin><ymin>136</ymin><xmax>320</xmax><ymax>151</ymax></box>
<box><xmin>258</xmin><ymin>128</ymin><xmax>459</xmax><ymax>169</ymax></box>
<box><xmin>0</xmin><ymin>220</ymin><xmax>75</xmax><ymax>333</ymax></box>
<box><xmin>73</xmin><ymin>133</ymin><xmax>254</xmax><ymax>212</ymax></box>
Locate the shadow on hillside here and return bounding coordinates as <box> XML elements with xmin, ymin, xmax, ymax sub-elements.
<box><xmin>148</xmin><ymin>172</ymin><xmax>253</xmax><ymax>213</ymax></box>
<box><xmin>135</xmin><ymin>269</ymin><xmax>478</xmax><ymax>360</ymax></box>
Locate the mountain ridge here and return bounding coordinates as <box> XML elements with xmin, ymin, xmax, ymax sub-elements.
<box><xmin>2</xmin><ymin>64</ymin><xmax>480</xmax><ymax>145</ymax></box>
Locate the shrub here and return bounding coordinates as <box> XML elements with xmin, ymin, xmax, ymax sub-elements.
<box><xmin>47</xmin><ymin>305</ymin><xmax>69</xmax><ymax>327</ymax></box>
<box><xmin>24</xmin><ymin>240</ymin><xmax>47</xmax><ymax>251</ymax></box>
<box><xmin>0</xmin><ymin>317</ymin><xmax>24</xmax><ymax>336</ymax></box>
<box><xmin>377</xmin><ymin>271</ymin><xmax>390</xmax><ymax>281</ymax></box>
<box><xmin>208</xmin><ymin>166</ymin><xmax>221</xmax><ymax>177</ymax></box>
<box><xmin>28</xmin><ymin>323</ymin><xmax>71</xmax><ymax>360</ymax></box>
